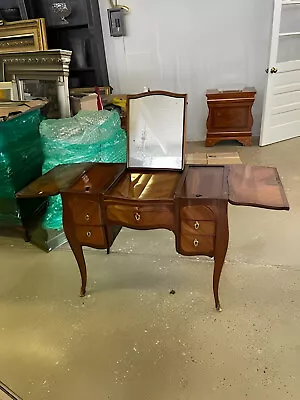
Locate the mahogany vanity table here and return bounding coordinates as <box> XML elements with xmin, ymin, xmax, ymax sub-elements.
<box><xmin>16</xmin><ymin>91</ymin><xmax>289</xmax><ymax>311</ymax></box>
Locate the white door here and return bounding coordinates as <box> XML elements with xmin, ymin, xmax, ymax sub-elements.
<box><xmin>260</xmin><ymin>0</ymin><xmax>300</xmax><ymax>146</ymax></box>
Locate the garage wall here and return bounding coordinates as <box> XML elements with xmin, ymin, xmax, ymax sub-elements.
<box><xmin>98</xmin><ymin>0</ymin><xmax>274</xmax><ymax>140</ymax></box>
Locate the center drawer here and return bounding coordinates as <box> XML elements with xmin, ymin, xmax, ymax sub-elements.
<box><xmin>106</xmin><ymin>204</ymin><xmax>174</xmax><ymax>229</ymax></box>
<box><xmin>69</xmin><ymin>196</ymin><xmax>102</xmax><ymax>226</ymax></box>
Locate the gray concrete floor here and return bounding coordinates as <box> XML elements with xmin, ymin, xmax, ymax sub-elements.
<box><xmin>1</xmin><ymin>139</ymin><xmax>300</xmax><ymax>400</ymax></box>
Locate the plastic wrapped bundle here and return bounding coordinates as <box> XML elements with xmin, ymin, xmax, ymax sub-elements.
<box><xmin>41</xmin><ymin>110</ymin><xmax>127</xmax><ymax>230</ymax></box>
<box><xmin>0</xmin><ymin>109</ymin><xmax>45</xmax><ymax>226</ymax></box>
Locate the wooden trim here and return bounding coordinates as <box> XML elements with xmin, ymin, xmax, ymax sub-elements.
<box><xmin>207</xmin><ymin>97</ymin><xmax>255</xmax><ymax>102</ymax></box>
<box><xmin>126</xmin><ymin>90</ymin><xmax>187</xmax><ymax>100</ymax></box>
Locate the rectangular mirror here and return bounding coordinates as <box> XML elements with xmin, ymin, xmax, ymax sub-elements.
<box><xmin>127</xmin><ymin>91</ymin><xmax>187</xmax><ymax>170</ymax></box>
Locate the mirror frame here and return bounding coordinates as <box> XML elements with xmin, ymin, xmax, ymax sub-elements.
<box><xmin>126</xmin><ymin>90</ymin><xmax>188</xmax><ymax>171</ymax></box>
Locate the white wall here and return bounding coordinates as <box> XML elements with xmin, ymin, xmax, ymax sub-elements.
<box><xmin>99</xmin><ymin>0</ymin><xmax>274</xmax><ymax>141</ymax></box>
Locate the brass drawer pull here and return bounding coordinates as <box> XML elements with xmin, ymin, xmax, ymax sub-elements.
<box><xmin>194</xmin><ymin>221</ymin><xmax>200</xmax><ymax>230</ymax></box>
<box><xmin>85</xmin><ymin>214</ymin><xmax>90</xmax><ymax>221</ymax></box>
<box><xmin>193</xmin><ymin>239</ymin><xmax>199</xmax><ymax>247</ymax></box>
<box><xmin>86</xmin><ymin>231</ymin><xmax>92</xmax><ymax>237</ymax></box>
<box><xmin>135</xmin><ymin>212</ymin><xmax>141</xmax><ymax>221</ymax></box>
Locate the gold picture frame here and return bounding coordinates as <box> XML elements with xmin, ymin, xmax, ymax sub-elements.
<box><xmin>69</xmin><ymin>86</ymin><xmax>113</xmax><ymax>96</ymax></box>
<box><xmin>0</xmin><ymin>19</ymin><xmax>48</xmax><ymax>54</ymax></box>
<box><xmin>0</xmin><ymin>81</ymin><xmax>18</xmax><ymax>101</ymax></box>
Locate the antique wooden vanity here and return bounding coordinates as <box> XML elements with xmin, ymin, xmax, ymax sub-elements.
<box><xmin>17</xmin><ymin>91</ymin><xmax>289</xmax><ymax>311</ymax></box>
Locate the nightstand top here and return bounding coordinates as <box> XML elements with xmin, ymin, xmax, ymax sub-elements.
<box><xmin>206</xmin><ymin>87</ymin><xmax>256</xmax><ymax>97</ymax></box>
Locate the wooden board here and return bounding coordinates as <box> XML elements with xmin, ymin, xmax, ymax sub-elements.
<box><xmin>228</xmin><ymin>165</ymin><xmax>290</xmax><ymax>210</ymax></box>
<box><xmin>16</xmin><ymin>163</ymin><xmax>93</xmax><ymax>198</ymax></box>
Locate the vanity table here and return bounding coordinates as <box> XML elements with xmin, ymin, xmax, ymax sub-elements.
<box><xmin>16</xmin><ymin>91</ymin><xmax>289</xmax><ymax>311</ymax></box>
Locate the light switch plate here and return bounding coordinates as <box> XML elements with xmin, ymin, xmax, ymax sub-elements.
<box><xmin>108</xmin><ymin>8</ymin><xmax>126</xmax><ymax>37</ymax></box>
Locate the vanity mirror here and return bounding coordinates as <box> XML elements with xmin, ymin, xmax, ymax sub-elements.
<box><xmin>127</xmin><ymin>91</ymin><xmax>187</xmax><ymax>170</ymax></box>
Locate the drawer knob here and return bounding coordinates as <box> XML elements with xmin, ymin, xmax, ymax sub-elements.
<box><xmin>86</xmin><ymin>231</ymin><xmax>92</xmax><ymax>237</ymax></box>
<box><xmin>194</xmin><ymin>221</ymin><xmax>200</xmax><ymax>230</ymax></box>
<box><xmin>135</xmin><ymin>212</ymin><xmax>141</xmax><ymax>221</ymax></box>
<box><xmin>85</xmin><ymin>214</ymin><xmax>90</xmax><ymax>221</ymax></box>
<box><xmin>193</xmin><ymin>239</ymin><xmax>199</xmax><ymax>247</ymax></box>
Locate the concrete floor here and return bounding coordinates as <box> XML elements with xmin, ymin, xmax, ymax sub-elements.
<box><xmin>0</xmin><ymin>139</ymin><xmax>300</xmax><ymax>400</ymax></box>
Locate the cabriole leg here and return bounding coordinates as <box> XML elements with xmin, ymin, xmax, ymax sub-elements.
<box><xmin>213</xmin><ymin>202</ymin><xmax>229</xmax><ymax>312</ymax></box>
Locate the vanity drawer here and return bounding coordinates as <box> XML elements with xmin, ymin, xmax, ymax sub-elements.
<box><xmin>70</xmin><ymin>197</ymin><xmax>102</xmax><ymax>225</ymax></box>
<box><xmin>181</xmin><ymin>205</ymin><xmax>215</xmax><ymax>221</ymax></box>
<box><xmin>180</xmin><ymin>234</ymin><xmax>214</xmax><ymax>255</ymax></box>
<box><xmin>181</xmin><ymin>220</ymin><xmax>215</xmax><ymax>236</ymax></box>
<box><xmin>106</xmin><ymin>204</ymin><xmax>174</xmax><ymax>229</ymax></box>
<box><xmin>75</xmin><ymin>226</ymin><xmax>106</xmax><ymax>246</ymax></box>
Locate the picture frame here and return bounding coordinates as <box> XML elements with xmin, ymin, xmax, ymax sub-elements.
<box><xmin>69</xmin><ymin>86</ymin><xmax>113</xmax><ymax>96</ymax></box>
<box><xmin>0</xmin><ymin>81</ymin><xmax>18</xmax><ymax>101</ymax></box>
<box><xmin>0</xmin><ymin>18</ymin><xmax>48</xmax><ymax>54</ymax></box>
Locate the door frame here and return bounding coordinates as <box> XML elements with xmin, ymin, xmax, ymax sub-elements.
<box><xmin>260</xmin><ymin>0</ymin><xmax>300</xmax><ymax>146</ymax></box>
<box><xmin>260</xmin><ymin>0</ymin><xmax>283</xmax><ymax>146</ymax></box>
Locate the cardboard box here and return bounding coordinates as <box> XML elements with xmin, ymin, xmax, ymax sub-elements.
<box><xmin>70</xmin><ymin>93</ymin><xmax>98</xmax><ymax>115</ymax></box>
<box><xmin>0</xmin><ymin>99</ymin><xmax>48</xmax><ymax>122</ymax></box>
<box><xmin>207</xmin><ymin>152</ymin><xmax>242</xmax><ymax>165</ymax></box>
<box><xmin>186</xmin><ymin>152</ymin><xmax>242</xmax><ymax>165</ymax></box>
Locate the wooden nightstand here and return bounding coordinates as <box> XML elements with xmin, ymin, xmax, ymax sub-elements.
<box><xmin>206</xmin><ymin>88</ymin><xmax>256</xmax><ymax>147</ymax></box>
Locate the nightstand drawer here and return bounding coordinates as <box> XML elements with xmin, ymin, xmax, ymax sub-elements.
<box><xmin>212</xmin><ymin>107</ymin><xmax>249</xmax><ymax>130</ymax></box>
<box><xmin>75</xmin><ymin>226</ymin><xmax>106</xmax><ymax>246</ymax></box>
<box><xmin>106</xmin><ymin>204</ymin><xmax>174</xmax><ymax>229</ymax></box>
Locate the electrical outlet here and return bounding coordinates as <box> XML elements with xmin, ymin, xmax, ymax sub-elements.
<box><xmin>108</xmin><ymin>8</ymin><xmax>126</xmax><ymax>37</ymax></box>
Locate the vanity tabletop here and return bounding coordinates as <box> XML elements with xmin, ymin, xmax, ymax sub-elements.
<box><xmin>105</xmin><ymin>170</ymin><xmax>182</xmax><ymax>201</ymax></box>
<box><xmin>177</xmin><ymin>165</ymin><xmax>228</xmax><ymax>200</ymax></box>
<box><xmin>16</xmin><ymin>163</ymin><xmax>93</xmax><ymax>198</ymax></box>
<box><xmin>228</xmin><ymin>165</ymin><xmax>289</xmax><ymax>210</ymax></box>
<box><xmin>66</xmin><ymin>163</ymin><xmax>125</xmax><ymax>195</ymax></box>
<box><xmin>16</xmin><ymin>163</ymin><xmax>290</xmax><ymax>212</ymax></box>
